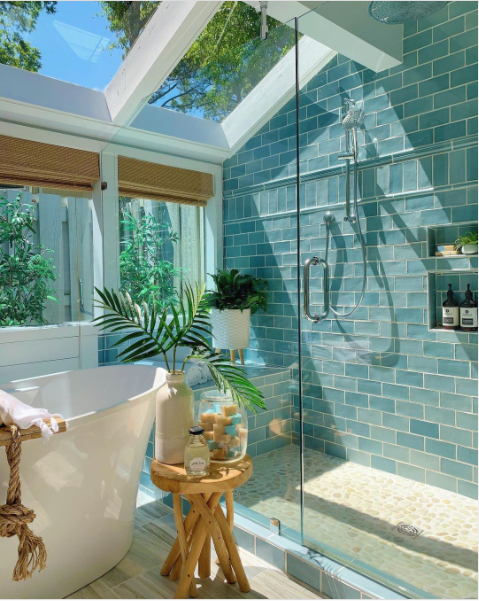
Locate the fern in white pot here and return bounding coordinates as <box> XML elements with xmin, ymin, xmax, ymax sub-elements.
<box><xmin>205</xmin><ymin>270</ymin><xmax>268</xmax><ymax>361</ymax></box>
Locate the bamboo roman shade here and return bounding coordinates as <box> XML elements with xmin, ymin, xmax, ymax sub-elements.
<box><xmin>118</xmin><ymin>156</ymin><xmax>214</xmax><ymax>206</ymax></box>
<box><xmin>0</xmin><ymin>135</ymin><xmax>99</xmax><ymax>192</ymax></box>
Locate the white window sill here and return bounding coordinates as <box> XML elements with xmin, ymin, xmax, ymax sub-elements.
<box><xmin>0</xmin><ymin>322</ymin><xmax>98</xmax><ymax>343</ymax></box>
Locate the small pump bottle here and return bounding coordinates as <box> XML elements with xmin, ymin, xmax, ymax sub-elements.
<box><xmin>460</xmin><ymin>284</ymin><xmax>478</xmax><ymax>332</ymax></box>
<box><xmin>442</xmin><ymin>284</ymin><xmax>459</xmax><ymax>330</ymax></box>
<box><xmin>184</xmin><ymin>426</ymin><xmax>210</xmax><ymax>477</ymax></box>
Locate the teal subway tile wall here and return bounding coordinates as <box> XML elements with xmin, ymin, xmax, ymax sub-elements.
<box><xmin>223</xmin><ymin>2</ymin><xmax>478</xmax><ymax>498</ymax></box>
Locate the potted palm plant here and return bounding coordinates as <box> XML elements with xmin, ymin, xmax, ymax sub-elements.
<box><xmin>205</xmin><ymin>270</ymin><xmax>268</xmax><ymax>364</ymax></box>
<box><xmin>93</xmin><ymin>284</ymin><xmax>265</xmax><ymax>464</ymax></box>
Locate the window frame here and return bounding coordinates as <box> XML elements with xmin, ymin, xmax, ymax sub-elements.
<box><xmin>99</xmin><ymin>144</ymin><xmax>223</xmax><ymax>315</ymax></box>
<box><xmin>0</xmin><ymin>136</ymin><xmax>223</xmax><ymax>331</ymax></box>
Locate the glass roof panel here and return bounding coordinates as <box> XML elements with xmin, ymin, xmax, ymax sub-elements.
<box><xmin>0</xmin><ymin>1</ymin><xmax>160</xmax><ymax>90</ymax></box>
<box><xmin>149</xmin><ymin>1</ymin><xmax>296</xmax><ymax>123</ymax></box>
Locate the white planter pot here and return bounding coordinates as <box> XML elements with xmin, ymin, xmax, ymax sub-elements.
<box><xmin>210</xmin><ymin>308</ymin><xmax>251</xmax><ymax>350</ymax></box>
<box><xmin>462</xmin><ymin>244</ymin><xmax>478</xmax><ymax>255</ymax></box>
<box><xmin>155</xmin><ymin>372</ymin><xmax>194</xmax><ymax>464</ymax></box>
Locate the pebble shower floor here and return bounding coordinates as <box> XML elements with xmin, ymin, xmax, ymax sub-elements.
<box><xmin>234</xmin><ymin>445</ymin><xmax>478</xmax><ymax>599</ymax></box>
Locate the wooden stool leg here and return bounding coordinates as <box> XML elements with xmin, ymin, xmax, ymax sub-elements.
<box><xmin>230</xmin><ymin>349</ymin><xmax>236</xmax><ymax>363</ymax></box>
<box><xmin>198</xmin><ymin>534</ymin><xmax>211</xmax><ymax>579</ymax></box>
<box><xmin>215</xmin><ymin>505</ymin><xmax>251</xmax><ymax>593</ymax></box>
<box><xmin>225</xmin><ymin>491</ymin><xmax>234</xmax><ymax>532</ymax></box>
<box><xmin>198</xmin><ymin>492</ymin><xmax>211</xmax><ymax>579</ymax></box>
<box><xmin>238</xmin><ymin>349</ymin><xmax>245</xmax><ymax>365</ymax></box>
<box><xmin>173</xmin><ymin>494</ymin><xmax>197</xmax><ymax>598</ymax></box>
<box><xmin>215</xmin><ymin>491</ymin><xmax>234</xmax><ymax>566</ymax></box>
<box><xmin>186</xmin><ymin>494</ymin><xmax>236</xmax><ymax>585</ymax></box>
<box><xmin>175</xmin><ymin>493</ymin><xmax>222</xmax><ymax>599</ymax></box>
<box><xmin>162</xmin><ymin>501</ymin><xmax>201</xmax><ymax>576</ymax></box>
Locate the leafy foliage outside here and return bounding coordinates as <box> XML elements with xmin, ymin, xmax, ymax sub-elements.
<box><xmin>206</xmin><ymin>269</ymin><xmax>268</xmax><ymax>314</ymax></box>
<box><xmin>0</xmin><ymin>193</ymin><xmax>56</xmax><ymax>326</ymax></box>
<box><xmin>94</xmin><ymin>284</ymin><xmax>266</xmax><ymax>412</ymax></box>
<box><xmin>98</xmin><ymin>1</ymin><xmax>157</xmax><ymax>57</ymax></box>
<box><xmin>119</xmin><ymin>205</ymin><xmax>181</xmax><ymax>310</ymax></box>
<box><xmin>0</xmin><ymin>1</ymin><xmax>294</xmax><ymax>122</ymax></box>
<box><xmin>0</xmin><ymin>1</ymin><xmax>56</xmax><ymax>71</ymax></box>
<box><xmin>98</xmin><ymin>1</ymin><xmax>294</xmax><ymax>121</ymax></box>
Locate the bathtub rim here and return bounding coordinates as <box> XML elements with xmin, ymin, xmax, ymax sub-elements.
<box><xmin>1</xmin><ymin>364</ymin><xmax>167</xmax><ymax>428</ymax></box>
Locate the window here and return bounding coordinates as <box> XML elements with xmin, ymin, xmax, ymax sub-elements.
<box><xmin>0</xmin><ymin>185</ymin><xmax>94</xmax><ymax>327</ymax></box>
<box><xmin>119</xmin><ymin>197</ymin><xmax>204</xmax><ymax>309</ymax></box>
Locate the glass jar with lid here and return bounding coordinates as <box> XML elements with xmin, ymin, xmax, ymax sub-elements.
<box><xmin>197</xmin><ymin>390</ymin><xmax>248</xmax><ymax>464</ymax></box>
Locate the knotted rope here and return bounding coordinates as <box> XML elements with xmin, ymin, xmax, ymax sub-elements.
<box><xmin>0</xmin><ymin>425</ymin><xmax>47</xmax><ymax>581</ymax></box>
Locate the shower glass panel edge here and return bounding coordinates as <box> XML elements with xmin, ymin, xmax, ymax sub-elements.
<box><xmin>204</xmin><ymin>17</ymin><xmax>304</xmax><ymax>548</ymax></box>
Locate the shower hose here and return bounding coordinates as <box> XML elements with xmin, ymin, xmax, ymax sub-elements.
<box><xmin>324</xmin><ymin>162</ymin><xmax>367</xmax><ymax>319</ymax></box>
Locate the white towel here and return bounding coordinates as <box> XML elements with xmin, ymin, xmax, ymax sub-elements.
<box><xmin>0</xmin><ymin>389</ymin><xmax>64</xmax><ymax>441</ymax></box>
<box><xmin>184</xmin><ymin>359</ymin><xmax>212</xmax><ymax>387</ymax></box>
<box><xmin>185</xmin><ymin>364</ymin><xmax>203</xmax><ymax>387</ymax></box>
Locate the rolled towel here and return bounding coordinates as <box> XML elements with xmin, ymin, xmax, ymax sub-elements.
<box><xmin>187</xmin><ymin>359</ymin><xmax>212</xmax><ymax>384</ymax></box>
<box><xmin>0</xmin><ymin>389</ymin><xmax>64</xmax><ymax>441</ymax></box>
<box><xmin>184</xmin><ymin>364</ymin><xmax>203</xmax><ymax>387</ymax></box>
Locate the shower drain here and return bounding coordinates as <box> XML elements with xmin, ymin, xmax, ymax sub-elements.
<box><xmin>394</xmin><ymin>522</ymin><xmax>423</xmax><ymax>539</ymax></box>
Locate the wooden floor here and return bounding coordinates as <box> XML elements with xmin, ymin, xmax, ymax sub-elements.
<box><xmin>68</xmin><ymin>497</ymin><xmax>322</xmax><ymax>599</ymax></box>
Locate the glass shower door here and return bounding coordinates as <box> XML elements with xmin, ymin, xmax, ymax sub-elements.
<box><xmin>295</xmin><ymin>12</ymin><xmax>419</xmax><ymax>592</ymax></box>
<box><xmin>296</xmin><ymin>7</ymin><xmax>478</xmax><ymax>600</ymax></box>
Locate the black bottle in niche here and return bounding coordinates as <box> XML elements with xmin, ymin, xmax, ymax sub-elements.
<box><xmin>460</xmin><ymin>284</ymin><xmax>478</xmax><ymax>332</ymax></box>
<box><xmin>442</xmin><ymin>284</ymin><xmax>459</xmax><ymax>330</ymax></box>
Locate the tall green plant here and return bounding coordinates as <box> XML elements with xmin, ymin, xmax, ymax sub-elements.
<box><xmin>119</xmin><ymin>208</ymin><xmax>182</xmax><ymax>309</ymax></box>
<box><xmin>93</xmin><ymin>283</ymin><xmax>266</xmax><ymax>413</ymax></box>
<box><xmin>0</xmin><ymin>192</ymin><xmax>56</xmax><ymax>326</ymax></box>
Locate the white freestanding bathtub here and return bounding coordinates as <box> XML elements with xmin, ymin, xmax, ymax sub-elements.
<box><xmin>0</xmin><ymin>365</ymin><xmax>165</xmax><ymax>599</ymax></box>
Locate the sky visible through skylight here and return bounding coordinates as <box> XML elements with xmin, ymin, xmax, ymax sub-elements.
<box><xmin>23</xmin><ymin>1</ymin><xmax>124</xmax><ymax>90</ymax></box>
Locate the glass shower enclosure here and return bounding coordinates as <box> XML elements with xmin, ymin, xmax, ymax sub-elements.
<box><xmin>233</xmin><ymin>7</ymin><xmax>478</xmax><ymax>600</ymax></box>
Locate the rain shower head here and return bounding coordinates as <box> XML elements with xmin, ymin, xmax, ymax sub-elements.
<box><xmin>368</xmin><ymin>1</ymin><xmax>448</xmax><ymax>24</ymax></box>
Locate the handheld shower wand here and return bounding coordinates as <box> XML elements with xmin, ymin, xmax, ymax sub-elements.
<box><xmin>338</xmin><ymin>99</ymin><xmax>364</xmax><ymax>222</ymax></box>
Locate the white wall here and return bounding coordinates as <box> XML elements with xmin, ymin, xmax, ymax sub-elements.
<box><xmin>0</xmin><ymin>323</ymin><xmax>97</xmax><ymax>383</ymax></box>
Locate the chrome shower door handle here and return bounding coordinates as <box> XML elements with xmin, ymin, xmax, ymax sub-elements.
<box><xmin>303</xmin><ymin>256</ymin><xmax>329</xmax><ymax>323</ymax></box>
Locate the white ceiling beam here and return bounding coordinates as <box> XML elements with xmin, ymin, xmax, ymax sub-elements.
<box><xmin>222</xmin><ymin>37</ymin><xmax>336</xmax><ymax>156</ymax></box>
<box><xmin>105</xmin><ymin>1</ymin><xmax>223</xmax><ymax>126</ymax></box>
<box><xmin>246</xmin><ymin>1</ymin><xmax>402</xmax><ymax>72</ymax></box>
<box><xmin>0</xmin><ymin>95</ymin><xmax>230</xmax><ymax>164</ymax></box>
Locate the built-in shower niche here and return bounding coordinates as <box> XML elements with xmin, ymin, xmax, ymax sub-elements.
<box><xmin>427</xmin><ymin>222</ymin><xmax>478</xmax><ymax>258</ymax></box>
<box><xmin>428</xmin><ymin>270</ymin><xmax>479</xmax><ymax>331</ymax></box>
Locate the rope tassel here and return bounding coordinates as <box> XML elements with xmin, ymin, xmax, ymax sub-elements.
<box><xmin>0</xmin><ymin>425</ymin><xmax>47</xmax><ymax>581</ymax></box>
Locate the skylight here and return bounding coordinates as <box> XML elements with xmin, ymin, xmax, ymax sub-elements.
<box><xmin>148</xmin><ymin>1</ymin><xmax>295</xmax><ymax>123</ymax></box>
<box><xmin>0</xmin><ymin>1</ymin><xmax>402</xmax><ymax>163</ymax></box>
<box><xmin>0</xmin><ymin>1</ymin><xmax>160</xmax><ymax>90</ymax></box>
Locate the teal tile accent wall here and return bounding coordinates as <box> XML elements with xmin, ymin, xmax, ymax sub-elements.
<box><xmin>223</xmin><ymin>2</ymin><xmax>478</xmax><ymax>499</ymax></box>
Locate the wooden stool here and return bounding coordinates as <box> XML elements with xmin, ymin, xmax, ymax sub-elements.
<box><xmin>150</xmin><ymin>455</ymin><xmax>253</xmax><ymax>599</ymax></box>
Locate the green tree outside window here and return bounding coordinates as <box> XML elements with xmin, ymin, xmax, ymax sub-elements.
<box><xmin>119</xmin><ymin>201</ymin><xmax>182</xmax><ymax>310</ymax></box>
<box><xmin>0</xmin><ymin>192</ymin><xmax>57</xmax><ymax>326</ymax></box>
